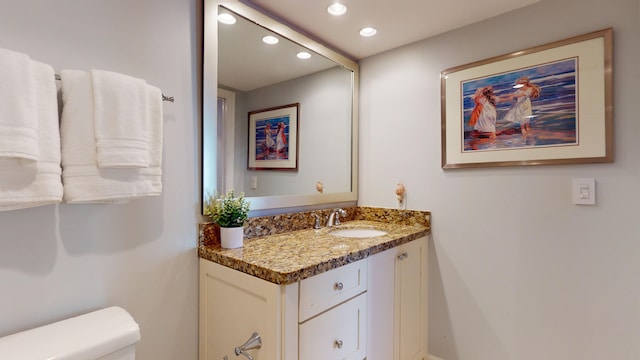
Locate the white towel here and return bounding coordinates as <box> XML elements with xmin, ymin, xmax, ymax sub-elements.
<box><xmin>0</xmin><ymin>60</ymin><xmax>63</xmax><ymax>210</ymax></box>
<box><xmin>0</xmin><ymin>48</ymin><xmax>39</xmax><ymax>161</ymax></box>
<box><xmin>60</xmin><ymin>70</ymin><xmax>163</xmax><ymax>203</ymax></box>
<box><xmin>91</xmin><ymin>69</ymin><xmax>150</xmax><ymax>168</ymax></box>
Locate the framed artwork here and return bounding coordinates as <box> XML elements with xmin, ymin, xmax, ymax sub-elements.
<box><xmin>248</xmin><ymin>103</ymin><xmax>299</xmax><ymax>170</ymax></box>
<box><xmin>441</xmin><ymin>28</ymin><xmax>613</xmax><ymax>169</ymax></box>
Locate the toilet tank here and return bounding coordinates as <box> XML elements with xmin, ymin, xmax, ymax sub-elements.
<box><xmin>0</xmin><ymin>306</ymin><xmax>140</xmax><ymax>360</ymax></box>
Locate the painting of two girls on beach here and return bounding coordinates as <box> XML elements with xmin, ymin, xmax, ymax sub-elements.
<box><xmin>255</xmin><ymin>116</ymin><xmax>289</xmax><ymax>161</ymax></box>
<box><xmin>462</xmin><ymin>58</ymin><xmax>578</xmax><ymax>152</ymax></box>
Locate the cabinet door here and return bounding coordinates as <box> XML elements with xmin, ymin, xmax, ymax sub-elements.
<box><xmin>367</xmin><ymin>237</ymin><xmax>427</xmax><ymax>360</ymax></box>
<box><xmin>299</xmin><ymin>293</ymin><xmax>367</xmax><ymax>360</ymax></box>
<box><xmin>396</xmin><ymin>238</ymin><xmax>427</xmax><ymax>360</ymax></box>
<box><xmin>199</xmin><ymin>259</ymin><xmax>298</xmax><ymax>360</ymax></box>
<box><xmin>366</xmin><ymin>246</ymin><xmax>396</xmax><ymax>360</ymax></box>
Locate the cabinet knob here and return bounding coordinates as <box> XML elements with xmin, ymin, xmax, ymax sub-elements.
<box><xmin>335</xmin><ymin>339</ymin><xmax>344</xmax><ymax>349</ymax></box>
<box><xmin>334</xmin><ymin>282</ymin><xmax>344</xmax><ymax>291</ymax></box>
<box><xmin>397</xmin><ymin>252</ymin><xmax>408</xmax><ymax>260</ymax></box>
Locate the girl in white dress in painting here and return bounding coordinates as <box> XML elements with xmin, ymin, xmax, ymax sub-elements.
<box><xmin>502</xmin><ymin>76</ymin><xmax>541</xmax><ymax>134</ymax></box>
<box><xmin>264</xmin><ymin>122</ymin><xmax>275</xmax><ymax>158</ymax></box>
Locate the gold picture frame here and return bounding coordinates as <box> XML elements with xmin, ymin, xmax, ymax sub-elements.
<box><xmin>441</xmin><ymin>28</ymin><xmax>613</xmax><ymax>169</ymax></box>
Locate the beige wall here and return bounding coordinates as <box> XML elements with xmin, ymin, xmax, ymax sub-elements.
<box><xmin>1</xmin><ymin>0</ymin><xmax>638</xmax><ymax>359</ymax></box>
<box><xmin>359</xmin><ymin>0</ymin><xmax>640</xmax><ymax>359</ymax></box>
<box><xmin>0</xmin><ymin>1</ymin><xmax>200</xmax><ymax>359</ymax></box>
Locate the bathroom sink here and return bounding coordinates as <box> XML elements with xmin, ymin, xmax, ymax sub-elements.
<box><xmin>329</xmin><ymin>228</ymin><xmax>388</xmax><ymax>238</ymax></box>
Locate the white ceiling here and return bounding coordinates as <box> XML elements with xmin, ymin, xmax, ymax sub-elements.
<box><xmin>218</xmin><ymin>7</ymin><xmax>339</xmax><ymax>92</ymax></box>
<box><xmin>246</xmin><ymin>0</ymin><xmax>540</xmax><ymax>60</ymax></box>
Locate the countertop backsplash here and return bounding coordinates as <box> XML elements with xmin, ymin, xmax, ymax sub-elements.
<box><xmin>199</xmin><ymin>206</ymin><xmax>431</xmax><ymax>247</ymax></box>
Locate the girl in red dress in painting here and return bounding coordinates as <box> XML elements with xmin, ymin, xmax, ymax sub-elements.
<box><xmin>275</xmin><ymin>122</ymin><xmax>287</xmax><ymax>158</ymax></box>
<box><xmin>469</xmin><ymin>86</ymin><xmax>498</xmax><ymax>139</ymax></box>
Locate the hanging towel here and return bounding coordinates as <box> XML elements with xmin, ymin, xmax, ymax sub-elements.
<box><xmin>0</xmin><ymin>60</ymin><xmax>63</xmax><ymax>210</ymax></box>
<box><xmin>0</xmin><ymin>48</ymin><xmax>39</xmax><ymax>161</ymax></box>
<box><xmin>60</xmin><ymin>70</ymin><xmax>162</xmax><ymax>203</ymax></box>
<box><xmin>91</xmin><ymin>69</ymin><xmax>150</xmax><ymax>168</ymax></box>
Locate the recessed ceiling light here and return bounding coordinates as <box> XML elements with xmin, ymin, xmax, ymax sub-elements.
<box><xmin>262</xmin><ymin>35</ymin><xmax>279</xmax><ymax>45</ymax></box>
<box><xmin>360</xmin><ymin>27</ymin><xmax>377</xmax><ymax>37</ymax></box>
<box><xmin>327</xmin><ymin>3</ymin><xmax>347</xmax><ymax>16</ymax></box>
<box><xmin>297</xmin><ymin>51</ymin><xmax>312</xmax><ymax>59</ymax></box>
<box><xmin>217</xmin><ymin>13</ymin><xmax>236</xmax><ymax>25</ymax></box>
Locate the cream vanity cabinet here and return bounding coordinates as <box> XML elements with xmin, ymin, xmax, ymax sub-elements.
<box><xmin>199</xmin><ymin>236</ymin><xmax>426</xmax><ymax>360</ymax></box>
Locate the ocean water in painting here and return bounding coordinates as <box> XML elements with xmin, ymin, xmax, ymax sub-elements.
<box><xmin>254</xmin><ymin>116</ymin><xmax>290</xmax><ymax>160</ymax></box>
<box><xmin>462</xmin><ymin>58</ymin><xmax>577</xmax><ymax>152</ymax></box>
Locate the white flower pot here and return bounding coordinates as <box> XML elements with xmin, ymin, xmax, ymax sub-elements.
<box><xmin>220</xmin><ymin>226</ymin><xmax>244</xmax><ymax>249</ymax></box>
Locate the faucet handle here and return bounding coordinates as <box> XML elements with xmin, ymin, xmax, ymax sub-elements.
<box><xmin>311</xmin><ymin>213</ymin><xmax>322</xmax><ymax>229</ymax></box>
<box><xmin>333</xmin><ymin>208</ymin><xmax>347</xmax><ymax>226</ymax></box>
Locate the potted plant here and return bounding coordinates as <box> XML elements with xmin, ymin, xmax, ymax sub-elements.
<box><xmin>204</xmin><ymin>190</ymin><xmax>250</xmax><ymax>248</ymax></box>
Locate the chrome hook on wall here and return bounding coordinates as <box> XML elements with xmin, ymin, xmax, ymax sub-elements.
<box><xmin>234</xmin><ymin>332</ymin><xmax>262</xmax><ymax>360</ymax></box>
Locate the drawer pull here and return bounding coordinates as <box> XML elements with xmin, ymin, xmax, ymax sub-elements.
<box><xmin>335</xmin><ymin>339</ymin><xmax>344</xmax><ymax>349</ymax></box>
<box><xmin>334</xmin><ymin>282</ymin><xmax>344</xmax><ymax>291</ymax></box>
<box><xmin>397</xmin><ymin>252</ymin><xmax>408</xmax><ymax>260</ymax></box>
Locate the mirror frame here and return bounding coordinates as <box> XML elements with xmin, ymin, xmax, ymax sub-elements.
<box><xmin>203</xmin><ymin>0</ymin><xmax>359</xmax><ymax>211</ymax></box>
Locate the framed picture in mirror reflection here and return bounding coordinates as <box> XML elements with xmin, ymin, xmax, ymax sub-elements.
<box><xmin>248</xmin><ymin>103</ymin><xmax>299</xmax><ymax>171</ymax></box>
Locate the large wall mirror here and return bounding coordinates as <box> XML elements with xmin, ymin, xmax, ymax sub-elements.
<box><xmin>203</xmin><ymin>0</ymin><xmax>359</xmax><ymax>212</ymax></box>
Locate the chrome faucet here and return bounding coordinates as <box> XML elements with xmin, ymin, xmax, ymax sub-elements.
<box><xmin>326</xmin><ymin>208</ymin><xmax>346</xmax><ymax>228</ymax></box>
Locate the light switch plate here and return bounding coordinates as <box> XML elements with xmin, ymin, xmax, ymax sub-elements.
<box><xmin>572</xmin><ymin>178</ymin><xmax>596</xmax><ymax>205</ymax></box>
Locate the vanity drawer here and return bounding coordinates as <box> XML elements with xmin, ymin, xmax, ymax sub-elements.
<box><xmin>299</xmin><ymin>260</ymin><xmax>367</xmax><ymax>322</ymax></box>
<box><xmin>299</xmin><ymin>292</ymin><xmax>367</xmax><ymax>360</ymax></box>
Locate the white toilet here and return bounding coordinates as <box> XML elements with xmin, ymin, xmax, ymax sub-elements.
<box><xmin>0</xmin><ymin>306</ymin><xmax>140</xmax><ymax>360</ymax></box>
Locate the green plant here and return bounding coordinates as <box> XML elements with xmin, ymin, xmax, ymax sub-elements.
<box><xmin>204</xmin><ymin>190</ymin><xmax>250</xmax><ymax>228</ymax></box>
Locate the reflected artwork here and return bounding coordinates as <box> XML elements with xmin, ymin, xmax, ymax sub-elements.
<box><xmin>255</xmin><ymin>117</ymin><xmax>289</xmax><ymax>160</ymax></box>
<box><xmin>248</xmin><ymin>103</ymin><xmax>299</xmax><ymax>171</ymax></box>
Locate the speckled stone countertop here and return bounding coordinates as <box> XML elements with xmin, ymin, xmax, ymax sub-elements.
<box><xmin>198</xmin><ymin>206</ymin><xmax>430</xmax><ymax>285</ymax></box>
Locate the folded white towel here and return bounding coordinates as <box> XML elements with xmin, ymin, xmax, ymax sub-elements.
<box><xmin>60</xmin><ymin>70</ymin><xmax>162</xmax><ymax>203</ymax></box>
<box><xmin>0</xmin><ymin>48</ymin><xmax>39</xmax><ymax>161</ymax></box>
<box><xmin>0</xmin><ymin>60</ymin><xmax>63</xmax><ymax>210</ymax></box>
<box><xmin>91</xmin><ymin>69</ymin><xmax>150</xmax><ymax>168</ymax></box>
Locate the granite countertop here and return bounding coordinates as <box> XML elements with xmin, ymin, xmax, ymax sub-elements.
<box><xmin>198</xmin><ymin>207</ymin><xmax>431</xmax><ymax>285</ymax></box>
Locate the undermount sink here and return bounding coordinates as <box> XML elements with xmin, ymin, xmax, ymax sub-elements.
<box><xmin>329</xmin><ymin>228</ymin><xmax>388</xmax><ymax>238</ymax></box>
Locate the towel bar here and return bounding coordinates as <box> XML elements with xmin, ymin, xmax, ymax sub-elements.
<box><xmin>54</xmin><ymin>73</ymin><xmax>174</xmax><ymax>102</ymax></box>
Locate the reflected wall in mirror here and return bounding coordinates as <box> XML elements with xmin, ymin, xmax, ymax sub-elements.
<box><xmin>203</xmin><ymin>0</ymin><xmax>359</xmax><ymax>211</ymax></box>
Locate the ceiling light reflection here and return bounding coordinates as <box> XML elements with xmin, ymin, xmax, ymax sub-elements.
<box><xmin>217</xmin><ymin>13</ymin><xmax>236</xmax><ymax>25</ymax></box>
<box><xmin>360</xmin><ymin>27</ymin><xmax>377</xmax><ymax>37</ymax></box>
<box><xmin>262</xmin><ymin>35</ymin><xmax>279</xmax><ymax>45</ymax></box>
<box><xmin>327</xmin><ymin>3</ymin><xmax>347</xmax><ymax>16</ymax></box>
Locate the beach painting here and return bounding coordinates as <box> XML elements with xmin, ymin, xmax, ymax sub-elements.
<box><xmin>248</xmin><ymin>103</ymin><xmax>299</xmax><ymax>170</ymax></box>
<box><xmin>254</xmin><ymin>116</ymin><xmax>290</xmax><ymax>161</ymax></box>
<box><xmin>462</xmin><ymin>58</ymin><xmax>577</xmax><ymax>152</ymax></box>
<box><xmin>441</xmin><ymin>28</ymin><xmax>613</xmax><ymax>169</ymax></box>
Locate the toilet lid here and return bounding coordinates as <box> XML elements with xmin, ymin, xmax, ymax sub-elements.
<box><xmin>0</xmin><ymin>306</ymin><xmax>140</xmax><ymax>360</ymax></box>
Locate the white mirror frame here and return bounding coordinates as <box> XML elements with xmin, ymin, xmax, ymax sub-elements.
<box><xmin>203</xmin><ymin>0</ymin><xmax>359</xmax><ymax>211</ymax></box>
